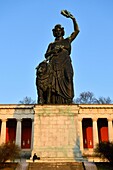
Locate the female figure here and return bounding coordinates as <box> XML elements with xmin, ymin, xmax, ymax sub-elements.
<box><xmin>45</xmin><ymin>10</ymin><xmax>80</xmax><ymax>104</ymax></box>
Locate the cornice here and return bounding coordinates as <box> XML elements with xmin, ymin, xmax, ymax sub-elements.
<box><xmin>79</xmin><ymin>104</ymin><xmax>113</xmax><ymax>109</ymax></box>
<box><xmin>0</xmin><ymin>104</ymin><xmax>34</xmax><ymax>109</ymax></box>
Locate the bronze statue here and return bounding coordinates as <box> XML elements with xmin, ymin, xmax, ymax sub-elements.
<box><xmin>36</xmin><ymin>10</ymin><xmax>80</xmax><ymax>104</ymax></box>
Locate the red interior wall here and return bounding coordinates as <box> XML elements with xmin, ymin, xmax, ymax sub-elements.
<box><xmin>6</xmin><ymin>127</ymin><xmax>16</xmax><ymax>143</ymax></box>
<box><xmin>82</xmin><ymin>119</ymin><xmax>93</xmax><ymax>148</ymax></box>
<box><xmin>6</xmin><ymin>119</ymin><xmax>16</xmax><ymax>142</ymax></box>
<box><xmin>98</xmin><ymin>119</ymin><xmax>108</xmax><ymax>142</ymax></box>
<box><xmin>99</xmin><ymin>127</ymin><xmax>108</xmax><ymax>142</ymax></box>
<box><xmin>6</xmin><ymin>119</ymin><xmax>16</xmax><ymax>143</ymax></box>
<box><xmin>21</xmin><ymin>119</ymin><xmax>32</xmax><ymax>149</ymax></box>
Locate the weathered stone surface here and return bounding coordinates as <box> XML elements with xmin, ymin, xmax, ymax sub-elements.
<box><xmin>33</xmin><ymin>105</ymin><xmax>78</xmax><ymax>159</ymax></box>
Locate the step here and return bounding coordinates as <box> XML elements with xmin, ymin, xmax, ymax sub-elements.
<box><xmin>27</xmin><ymin>157</ymin><xmax>76</xmax><ymax>162</ymax></box>
<box><xmin>28</xmin><ymin>162</ymin><xmax>85</xmax><ymax>170</ymax></box>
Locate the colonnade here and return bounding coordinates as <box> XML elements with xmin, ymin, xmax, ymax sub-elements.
<box><xmin>0</xmin><ymin>118</ymin><xmax>34</xmax><ymax>149</ymax></box>
<box><xmin>79</xmin><ymin>117</ymin><xmax>113</xmax><ymax>151</ymax></box>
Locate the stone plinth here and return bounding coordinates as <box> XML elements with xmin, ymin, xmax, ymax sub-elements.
<box><xmin>33</xmin><ymin>105</ymin><xmax>79</xmax><ymax>160</ymax></box>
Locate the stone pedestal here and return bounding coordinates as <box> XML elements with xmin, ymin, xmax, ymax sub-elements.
<box><xmin>32</xmin><ymin>105</ymin><xmax>79</xmax><ymax>160</ymax></box>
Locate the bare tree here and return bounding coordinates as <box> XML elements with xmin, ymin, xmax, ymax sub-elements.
<box><xmin>75</xmin><ymin>91</ymin><xmax>97</xmax><ymax>104</ymax></box>
<box><xmin>19</xmin><ymin>96</ymin><xmax>36</xmax><ymax>104</ymax></box>
<box><xmin>96</xmin><ymin>97</ymin><xmax>112</xmax><ymax>104</ymax></box>
<box><xmin>75</xmin><ymin>91</ymin><xmax>112</xmax><ymax>104</ymax></box>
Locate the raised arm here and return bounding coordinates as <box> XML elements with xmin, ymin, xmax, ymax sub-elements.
<box><xmin>61</xmin><ymin>10</ymin><xmax>80</xmax><ymax>42</ymax></box>
<box><xmin>69</xmin><ymin>17</ymin><xmax>80</xmax><ymax>42</ymax></box>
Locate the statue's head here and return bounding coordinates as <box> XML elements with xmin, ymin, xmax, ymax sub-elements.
<box><xmin>52</xmin><ymin>24</ymin><xmax>65</xmax><ymax>37</ymax></box>
<box><xmin>37</xmin><ymin>61</ymin><xmax>47</xmax><ymax>75</ymax></box>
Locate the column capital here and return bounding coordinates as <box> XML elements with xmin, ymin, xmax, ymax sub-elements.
<box><xmin>107</xmin><ymin>118</ymin><xmax>113</xmax><ymax>121</ymax></box>
<box><xmin>16</xmin><ymin>118</ymin><xmax>22</xmax><ymax>122</ymax></box>
<box><xmin>78</xmin><ymin>117</ymin><xmax>83</xmax><ymax>121</ymax></box>
<box><xmin>92</xmin><ymin>117</ymin><xmax>98</xmax><ymax>122</ymax></box>
<box><xmin>2</xmin><ymin>119</ymin><xmax>7</xmax><ymax>122</ymax></box>
<box><xmin>31</xmin><ymin>118</ymin><xmax>34</xmax><ymax>122</ymax></box>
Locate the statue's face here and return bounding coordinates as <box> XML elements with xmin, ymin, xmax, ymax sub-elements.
<box><xmin>38</xmin><ymin>63</ymin><xmax>47</xmax><ymax>75</ymax></box>
<box><xmin>54</xmin><ymin>27</ymin><xmax>62</xmax><ymax>38</ymax></box>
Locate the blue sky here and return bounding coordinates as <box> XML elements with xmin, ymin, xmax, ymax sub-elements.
<box><xmin>0</xmin><ymin>0</ymin><xmax>113</xmax><ymax>104</ymax></box>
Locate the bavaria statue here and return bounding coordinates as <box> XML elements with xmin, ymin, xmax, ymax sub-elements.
<box><xmin>36</xmin><ymin>10</ymin><xmax>80</xmax><ymax>104</ymax></box>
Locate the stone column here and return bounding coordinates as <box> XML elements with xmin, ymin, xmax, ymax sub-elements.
<box><xmin>78</xmin><ymin>118</ymin><xmax>83</xmax><ymax>151</ymax></box>
<box><xmin>0</xmin><ymin>119</ymin><xmax>7</xmax><ymax>144</ymax></box>
<box><xmin>31</xmin><ymin>119</ymin><xmax>34</xmax><ymax>149</ymax></box>
<box><xmin>108</xmin><ymin>118</ymin><xmax>113</xmax><ymax>142</ymax></box>
<box><xmin>93</xmin><ymin>118</ymin><xmax>98</xmax><ymax>148</ymax></box>
<box><xmin>16</xmin><ymin>119</ymin><xmax>22</xmax><ymax>147</ymax></box>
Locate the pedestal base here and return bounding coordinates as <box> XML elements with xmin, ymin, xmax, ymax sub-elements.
<box><xmin>32</xmin><ymin>105</ymin><xmax>79</xmax><ymax>160</ymax></box>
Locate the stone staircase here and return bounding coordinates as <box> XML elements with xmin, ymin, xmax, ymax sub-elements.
<box><xmin>28</xmin><ymin>162</ymin><xmax>85</xmax><ymax>170</ymax></box>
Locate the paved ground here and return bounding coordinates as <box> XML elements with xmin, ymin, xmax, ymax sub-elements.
<box><xmin>84</xmin><ymin>162</ymin><xmax>97</xmax><ymax>170</ymax></box>
<box><xmin>16</xmin><ymin>159</ymin><xmax>28</xmax><ymax>170</ymax></box>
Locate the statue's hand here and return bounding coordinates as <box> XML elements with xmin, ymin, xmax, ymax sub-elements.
<box><xmin>61</xmin><ymin>10</ymin><xmax>74</xmax><ymax>19</ymax></box>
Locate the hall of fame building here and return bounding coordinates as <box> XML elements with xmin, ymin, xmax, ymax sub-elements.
<box><xmin>0</xmin><ymin>104</ymin><xmax>113</xmax><ymax>161</ymax></box>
